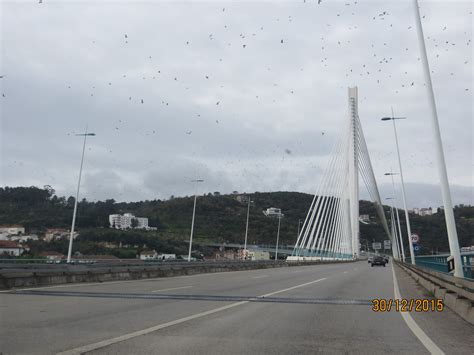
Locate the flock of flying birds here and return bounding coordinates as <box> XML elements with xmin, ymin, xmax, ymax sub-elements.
<box><xmin>2</xmin><ymin>1</ymin><xmax>472</xmax><ymax>199</ymax></box>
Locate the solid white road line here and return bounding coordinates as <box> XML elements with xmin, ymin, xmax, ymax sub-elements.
<box><xmin>391</xmin><ymin>265</ymin><xmax>444</xmax><ymax>355</ymax></box>
<box><xmin>151</xmin><ymin>286</ymin><xmax>193</xmax><ymax>293</ymax></box>
<box><xmin>252</xmin><ymin>275</ymin><xmax>268</xmax><ymax>279</ymax></box>
<box><xmin>57</xmin><ymin>277</ymin><xmax>327</xmax><ymax>355</ymax></box>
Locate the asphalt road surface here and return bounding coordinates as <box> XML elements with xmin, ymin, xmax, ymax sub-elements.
<box><xmin>1</xmin><ymin>261</ymin><xmax>473</xmax><ymax>354</ymax></box>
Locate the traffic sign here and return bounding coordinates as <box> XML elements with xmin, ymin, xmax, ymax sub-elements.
<box><xmin>383</xmin><ymin>240</ymin><xmax>391</xmax><ymax>249</ymax></box>
<box><xmin>447</xmin><ymin>255</ymin><xmax>455</xmax><ymax>272</ymax></box>
<box><xmin>411</xmin><ymin>233</ymin><xmax>420</xmax><ymax>243</ymax></box>
<box><xmin>413</xmin><ymin>245</ymin><xmax>420</xmax><ymax>252</ymax></box>
<box><xmin>372</xmin><ymin>242</ymin><xmax>382</xmax><ymax>250</ymax></box>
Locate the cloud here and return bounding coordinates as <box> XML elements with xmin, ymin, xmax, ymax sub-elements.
<box><xmin>1</xmin><ymin>0</ymin><xmax>472</xmax><ymax>208</ymax></box>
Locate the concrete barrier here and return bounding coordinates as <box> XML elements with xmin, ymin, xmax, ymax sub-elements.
<box><xmin>396</xmin><ymin>261</ymin><xmax>474</xmax><ymax>325</ymax></box>
<box><xmin>0</xmin><ymin>259</ymin><xmax>355</xmax><ymax>290</ymax></box>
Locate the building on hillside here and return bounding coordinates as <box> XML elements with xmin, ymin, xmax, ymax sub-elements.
<box><xmin>39</xmin><ymin>251</ymin><xmax>65</xmax><ymax>262</ymax></box>
<box><xmin>44</xmin><ymin>228</ymin><xmax>70</xmax><ymax>242</ymax></box>
<box><xmin>0</xmin><ymin>241</ymin><xmax>24</xmax><ymax>256</ymax></box>
<box><xmin>9</xmin><ymin>234</ymin><xmax>39</xmax><ymax>243</ymax></box>
<box><xmin>237</xmin><ymin>249</ymin><xmax>250</xmax><ymax>260</ymax></box>
<box><xmin>235</xmin><ymin>195</ymin><xmax>249</xmax><ymax>204</ymax></box>
<box><xmin>0</xmin><ymin>225</ymin><xmax>25</xmax><ymax>235</ymax></box>
<box><xmin>263</xmin><ymin>207</ymin><xmax>282</xmax><ymax>217</ymax></box>
<box><xmin>409</xmin><ymin>207</ymin><xmax>435</xmax><ymax>216</ymax></box>
<box><xmin>109</xmin><ymin>213</ymin><xmax>154</xmax><ymax>230</ymax></box>
<box><xmin>212</xmin><ymin>250</ymin><xmax>237</xmax><ymax>260</ymax></box>
<box><xmin>157</xmin><ymin>253</ymin><xmax>176</xmax><ymax>261</ymax></box>
<box><xmin>140</xmin><ymin>250</ymin><xmax>158</xmax><ymax>260</ymax></box>
<box><xmin>248</xmin><ymin>251</ymin><xmax>270</xmax><ymax>261</ymax></box>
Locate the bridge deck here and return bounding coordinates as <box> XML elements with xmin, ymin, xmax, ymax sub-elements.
<box><xmin>1</xmin><ymin>262</ymin><xmax>472</xmax><ymax>354</ymax></box>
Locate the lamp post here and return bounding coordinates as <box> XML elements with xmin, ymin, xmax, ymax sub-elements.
<box><xmin>412</xmin><ymin>0</ymin><xmax>463</xmax><ymax>278</ymax></box>
<box><xmin>274</xmin><ymin>213</ymin><xmax>283</xmax><ymax>262</ymax></box>
<box><xmin>381</xmin><ymin>112</ymin><xmax>415</xmax><ymax>265</ymax></box>
<box><xmin>385</xmin><ymin>171</ymin><xmax>406</xmax><ymax>262</ymax></box>
<box><xmin>243</xmin><ymin>197</ymin><xmax>254</xmax><ymax>258</ymax></box>
<box><xmin>386</xmin><ymin>197</ymin><xmax>400</xmax><ymax>260</ymax></box>
<box><xmin>188</xmin><ymin>179</ymin><xmax>204</xmax><ymax>262</ymax></box>
<box><xmin>67</xmin><ymin>127</ymin><xmax>96</xmax><ymax>263</ymax></box>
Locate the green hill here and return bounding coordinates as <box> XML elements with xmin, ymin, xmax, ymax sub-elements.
<box><xmin>0</xmin><ymin>186</ymin><xmax>472</xmax><ymax>257</ymax></box>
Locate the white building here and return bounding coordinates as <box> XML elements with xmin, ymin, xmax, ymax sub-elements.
<box><xmin>9</xmin><ymin>235</ymin><xmax>39</xmax><ymax>243</ymax></box>
<box><xmin>44</xmin><ymin>228</ymin><xmax>72</xmax><ymax>242</ymax></box>
<box><xmin>157</xmin><ymin>253</ymin><xmax>176</xmax><ymax>261</ymax></box>
<box><xmin>0</xmin><ymin>225</ymin><xmax>25</xmax><ymax>235</ymax></box>
<box><xmin>410</xmin><ymin>207</ymin><xmax>435</xmax><ymax>216</ymax></box>
<box><xmin>263</xmin><ymin>208</ymin><xmax>283</xmax><ymax>217</ymax></box>
<box><xmin>0</xmin><ymin>241</ymin><xmax>23</xmax><ymax>256</ymax></box>
<box><xmin>139</xmin><ymin>250</ymin><xmax>158</xmax><ymax>260</ymax></box>
<box><xmin>248</xmin><ymin>251</ymin><xmax>270</xmax><ymax>261</ymax></box>
<box><xmin>109</xmin><ymin>213</ymin><xmax>150</xmax><ymax>230</ymax></box>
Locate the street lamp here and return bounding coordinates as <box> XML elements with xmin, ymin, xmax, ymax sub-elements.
<box><xmin>385</xmin><ymin>171</ymin><xmax>406</xmax><ymax>262</ymax></box>
<box><xmin>412</xmin><ymin>0</ymin><xmax>463</xmax><ymax>278</ymax></box>
<box><xmin>188</xmin><ymin>179</ymin><xmax>204</xmax><ymax>262</ymax></box>
<box><xmin>385</xmin><ymin>197</ymin><xmax>400</xmax><ymax>260</ymax></box>
<box><xmin>381</xmin><ymin>111</ymin><xmax>415</xmax><ymax>265</ymax></box>
<box><xmin>243</xmin><ymin>196</ymin><xmax>254</xmax><ymax>258</ymax></box>
<box><xmin>67</xmin><ymin>127</ymin><xmax>96</xmax><ymax>263</ymax></box>
<box><xmin>274</xmin><ymin>212</ymin><xmax>284</xmax><ymax>262</ymax></box>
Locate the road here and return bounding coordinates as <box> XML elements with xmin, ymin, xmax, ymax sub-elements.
<box><xmin>1</xmin><ymin>261</ymin><xmax>473</xmax><ymax>354</ymax></box>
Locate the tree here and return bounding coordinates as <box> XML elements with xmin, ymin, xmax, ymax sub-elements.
<box><xmin>131</xmin><ymin>218</ymin><xmax>139</xmax><ymax>229</ymax></box>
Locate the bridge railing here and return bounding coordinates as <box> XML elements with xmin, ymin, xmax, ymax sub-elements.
<box><xmin>409</xmin><ymin>252</ymin><xmax>474</xmax><ymax>280</ymax></box>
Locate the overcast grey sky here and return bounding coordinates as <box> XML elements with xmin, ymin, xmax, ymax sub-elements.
<box><xmin>1</xmin><ymin>0</ymin><xmax>472</xmax><ymax>208</ymax></box>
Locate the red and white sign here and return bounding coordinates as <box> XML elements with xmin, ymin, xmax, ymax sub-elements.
<box><xmin>411</xmin><ymin>233</ymin><xmax>419</xmax><ymax>243</ymax></box>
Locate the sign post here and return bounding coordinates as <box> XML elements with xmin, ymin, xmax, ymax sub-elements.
<box><xmin>447</xmin><ymin>255</ymin><xmax>455</xmax><ymax>273</ymax></box>
<box><xmin>372</xmin><ymin>242</ymin><xmax>382</xmax><ymax>251</ymax></box>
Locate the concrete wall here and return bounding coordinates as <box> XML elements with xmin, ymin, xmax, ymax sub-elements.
<box><xmin>0</xmin><ymin>260</ymin><xmax>355</xmax><ymax>290</ymax></box>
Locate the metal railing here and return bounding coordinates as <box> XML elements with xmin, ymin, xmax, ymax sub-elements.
<box><xmin>411</xmin><ymin>252</ymin><xmax>474</xmax><ymax>280</ymax></box>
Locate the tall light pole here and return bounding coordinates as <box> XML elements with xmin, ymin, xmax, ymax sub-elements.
<box><xmin>243</xmin><ymin>196</ymin><xmax>253</xmax><ymax>257</ymax></box>
<box><xmin>386</xmin><ymin>197</ymin><xmax>400</xmax><ymax>260</ymax></box>
<box><xmin>412</xmin><ymin>0</ymin><xmax>463</xmax><ymax>277</ymax></box>
<box><xmin>274</xmin><ymin>213</ymin><xmax>283</xmax><ymax>262</ymax></box>
<box><xmin>381</xmin><ymin>113</ymin><xmax>415</xmax><ymax>265</ymax></box>
<box><xmin>67</xmin><ymin>127</ymin><xmax>96</xmax><ymax>263</ymax></box>
<box><xmin>385</xmin><ymin>171</ymin><xmax>406</xmax><ymax>262</ymax></box>
<box><xmin>188</xmin><ymin>179</ymin><xmax>204</xmax><ymax>262</ymax></box>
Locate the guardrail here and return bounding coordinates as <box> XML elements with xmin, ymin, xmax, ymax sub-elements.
<box><xmin>0</xmin><ymin>258</ymin><xmax>356</xmax><ymax>290</ymax></box>
<box><xmin>397</xmin><ymin>261</ymin><xmax>474</xmax><ymax>324</ymax></box>
<box><xmin>412</xmin><ymin>252</ymin><xmax>474</xmax><ymax>280</ymax></box>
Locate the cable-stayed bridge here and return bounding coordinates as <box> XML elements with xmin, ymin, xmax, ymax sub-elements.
<box><xmin>289</xmin><ymin>87</ymin><xmax>392</xmax><ymax>261</ymax></box>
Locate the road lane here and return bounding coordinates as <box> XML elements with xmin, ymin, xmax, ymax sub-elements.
<box><xmin>1</xmin><ymin>261</ymin><xmax>472</xmax><ymax>354</ymax></box>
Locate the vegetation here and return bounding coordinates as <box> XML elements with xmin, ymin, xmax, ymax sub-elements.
<box><xmin>0</xmin><ymin>186</ymin><xmax>472</xmax><ymax>257</ymax></box>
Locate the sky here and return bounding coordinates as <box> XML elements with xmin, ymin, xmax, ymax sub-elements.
<box><xmin>0</xmin><ymin>0</ymin><xmax>472</xmax><ymax>209</ymax></box>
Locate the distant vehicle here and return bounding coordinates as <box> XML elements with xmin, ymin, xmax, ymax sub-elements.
<box><xmin>368</xmin><ymin>256</ymin><xmax>374</xmax><ymax>264</ymax></box>
<box><xmin>371</xmin><ymin>256</ymin><xmax>387</xmax><ymax>267</ymax></box>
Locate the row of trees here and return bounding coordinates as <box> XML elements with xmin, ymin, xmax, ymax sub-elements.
<box><xmin>1</xmin><ymin>186</ymin><xmax>472</xmax><ymax>254</ymax></box>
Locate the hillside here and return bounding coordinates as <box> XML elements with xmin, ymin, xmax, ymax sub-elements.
<box><xmin>0</xmin><ymin>186</ymin><xmax>472</xmax><ymax>257</ymax></box>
